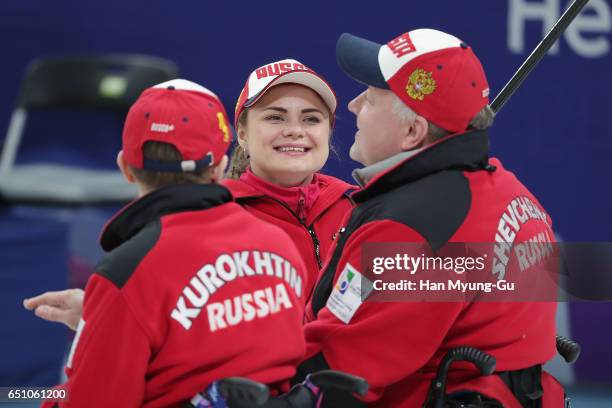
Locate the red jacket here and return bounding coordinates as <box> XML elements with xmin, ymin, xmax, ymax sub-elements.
<box><xmin>299</xmin><ymin>130</ymin><xmax>563</xmax><ymax>407</ymax></box>
<box><xmin>45</xmin><ymin>184</ymin><xmax>307</xmax><ymax>408</ymax></box>
<box><xmin>223</xmin><ymin>173</ymin><xmax>355</xmax><ymax>300</ymax></box>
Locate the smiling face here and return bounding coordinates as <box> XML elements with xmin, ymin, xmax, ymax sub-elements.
<box><xmin>237</xmin><ymin>84</ymin><xmax>332</xmax><ymax>187</ymax></box>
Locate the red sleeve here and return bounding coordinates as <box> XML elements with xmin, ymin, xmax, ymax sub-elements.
<box><xmin>45</xmin><ymin>275</ymin><xmax>151</xmax><ymax>408</ymax></box>
<box><xmin>303</xmin><ymin>220</ymin><xmax>465</xmax><ymax>403</ymax></box>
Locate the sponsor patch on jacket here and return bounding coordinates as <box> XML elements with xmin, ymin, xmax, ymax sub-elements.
<box><xmin>326</xmin><ymin>263</ymin><xmax>372</xmax><ymax>324</ymax></box>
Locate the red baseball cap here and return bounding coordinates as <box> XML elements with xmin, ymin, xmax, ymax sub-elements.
<box><xmin>123</xmin><ymin>79</ymin><xmax>231</xmax><ymax>172</ymax></box>
<box><xmin>234</xmin><ymin>58</ymin><xmax>337</xmax><ymax>128</ymax></box>
<box><xmin>336</xmin><ymin>29</ymin><xmax>490</xmax><ymax>133</ymax></box>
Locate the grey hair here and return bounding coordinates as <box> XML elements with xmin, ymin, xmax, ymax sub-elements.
<box><xmin>391</xmin><ymin>95</ymin><xmax>417</xmax><ymax>124</ymax></box>
<box><xmin>391</xmin><ymin>95</ymin><xmax>449</xmax><ymax>141</ymax></box>
<box><xmin>467</xmin><ymin>105</ymin><xmax>496</xmax><ymax>130</ymax></box>
<box><xmin>391</xmin><ymin>94</ymin><xmax>496</xmax><ymax>142</ymax></box>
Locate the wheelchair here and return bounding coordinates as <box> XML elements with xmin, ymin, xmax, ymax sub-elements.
<box><xmin>187</xmin><ymin>336</ymin><xmax>579</xmax><ymax>408</ymax></box>
<box><xmin>421</xmin><ymin>335</ymin><xmax>581</xmax><ymax>408</ymax></box>
<box><xmin>187</xmin><ymin>369</ymin><xmax>368</xmax><ymax>408</ymax></box>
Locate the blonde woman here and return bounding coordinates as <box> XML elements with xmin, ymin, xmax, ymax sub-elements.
<box><xmin>224</xmin><ymin>59</ymin><xmax>355</xmax><ymax>298</ymax></box>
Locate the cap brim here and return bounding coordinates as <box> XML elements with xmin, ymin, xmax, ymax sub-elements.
<box><xmin>244</xmin><ymin>71</ymin><xmax>337</xmax><ymax>113</ymax></box>
<box><xmin>336</xmin><ymin>33</ymin><xmax>389</xmax><ymax>89</ymax></box>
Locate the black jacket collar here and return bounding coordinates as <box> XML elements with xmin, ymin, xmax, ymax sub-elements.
<box><xmin>100</xmin><ymin>183</ymin><xmax>233</xmax><ymax>251</ymax></box>
<box><xmin>352</xmin><ymin>129</ymin><xmax>491</xmax><ymax>203</ymax></box>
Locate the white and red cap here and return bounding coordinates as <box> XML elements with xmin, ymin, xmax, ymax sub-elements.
<box><xmin>123</xmin><ymin>79</ymin><xmax>232</xmax><ymax>172</ymax></box>
<box><xmin>234</xmin><ymin>58</ymin><xmax>337</xmax><ymax>128</ymax></box>
<box><xmin>336</xmin><ymin>29</ymin><xmax>490</xmax><ymax>133</ymax></box>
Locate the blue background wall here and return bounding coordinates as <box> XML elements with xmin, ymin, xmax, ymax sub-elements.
<box><xmin>1</xmin><ymin>0</ymin><xmax>611</xmax><ymax>393</ymax></box>
<box><xmin>2</xmin><ymin>0</ymin><xmax>610</xmax><ymax>240</ymax></box>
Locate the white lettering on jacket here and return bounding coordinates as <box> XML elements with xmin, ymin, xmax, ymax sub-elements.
<box><xmin>171</xmin><ymin>251</ymin><xmax>301</xmax><ymax>330</ymax></box>
<box><xmin>492</xmin><ymin>196</ymin><xmax>551</xmax><ymax>279</ymax></box>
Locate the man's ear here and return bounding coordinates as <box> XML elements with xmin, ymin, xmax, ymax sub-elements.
<box><xmin>210</xmin><ymin>155</ymin><xmax>229</xmax><ymax>184</ymax></box>
<box><xmin>116</xmin><ymin>150</ymin><xmax>136</xmax><ymax>184</ymax></box>
<box><xmin>401</xmin><ymin>115</ymin><xmax>429</xmax><ymax>151</ymax></box>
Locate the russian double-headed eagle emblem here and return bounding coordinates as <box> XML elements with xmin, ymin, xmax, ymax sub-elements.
<box><xmin>406</xmin><ymin>68</ymin><xmax>436</xmax><ymax>100</ymax></box>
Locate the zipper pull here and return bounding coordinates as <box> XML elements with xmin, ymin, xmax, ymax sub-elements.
<box><xmin>298</xmin><ymin>196</ymin><xmax>306</xmax><ymax>222</ymax></box>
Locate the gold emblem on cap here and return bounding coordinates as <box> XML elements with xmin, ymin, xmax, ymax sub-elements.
<box><xmin>217</xmin><ymin>112</ymin><xmax>230</xmax><ymax>142</ymax></box>
<box><xmin>406</xmin><ymin>69</ymin><xmax>436</xmax><ymax>101</ymax></box>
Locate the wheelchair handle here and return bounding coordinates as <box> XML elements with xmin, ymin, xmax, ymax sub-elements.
<box><xmin>218</xmin><ymin>377</ymin><xmax>270</xmax><ymax>406</ymax></box>
<box><xmin>307</xmin><ymin>369</ymin><xmax>369</xmax><ymax>397</ymax></box>
<box><xmin>443</xmin><ymin>346</ymin><xmax>497</xmax><ymax>376</ymax></box>
<box><xmin>424</xmin><ymin>346</ymin><xmax>496</xmax><ymax>408</ymax></box>
<box><xmin>556</xmin><ymin>335</ymin><xmax>581</xmax><ymax>364</ymax></box>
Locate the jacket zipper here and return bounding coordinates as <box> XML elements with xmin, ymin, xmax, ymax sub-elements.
<box><xmin>264</xmin><ymin>197</ymin><xmax>323</xmax><ymax>269</ymax></box>
<box><xmin>308</xmin><ymin>226</ymin><xmax>322</xmax><ymax>268</ymax></box>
